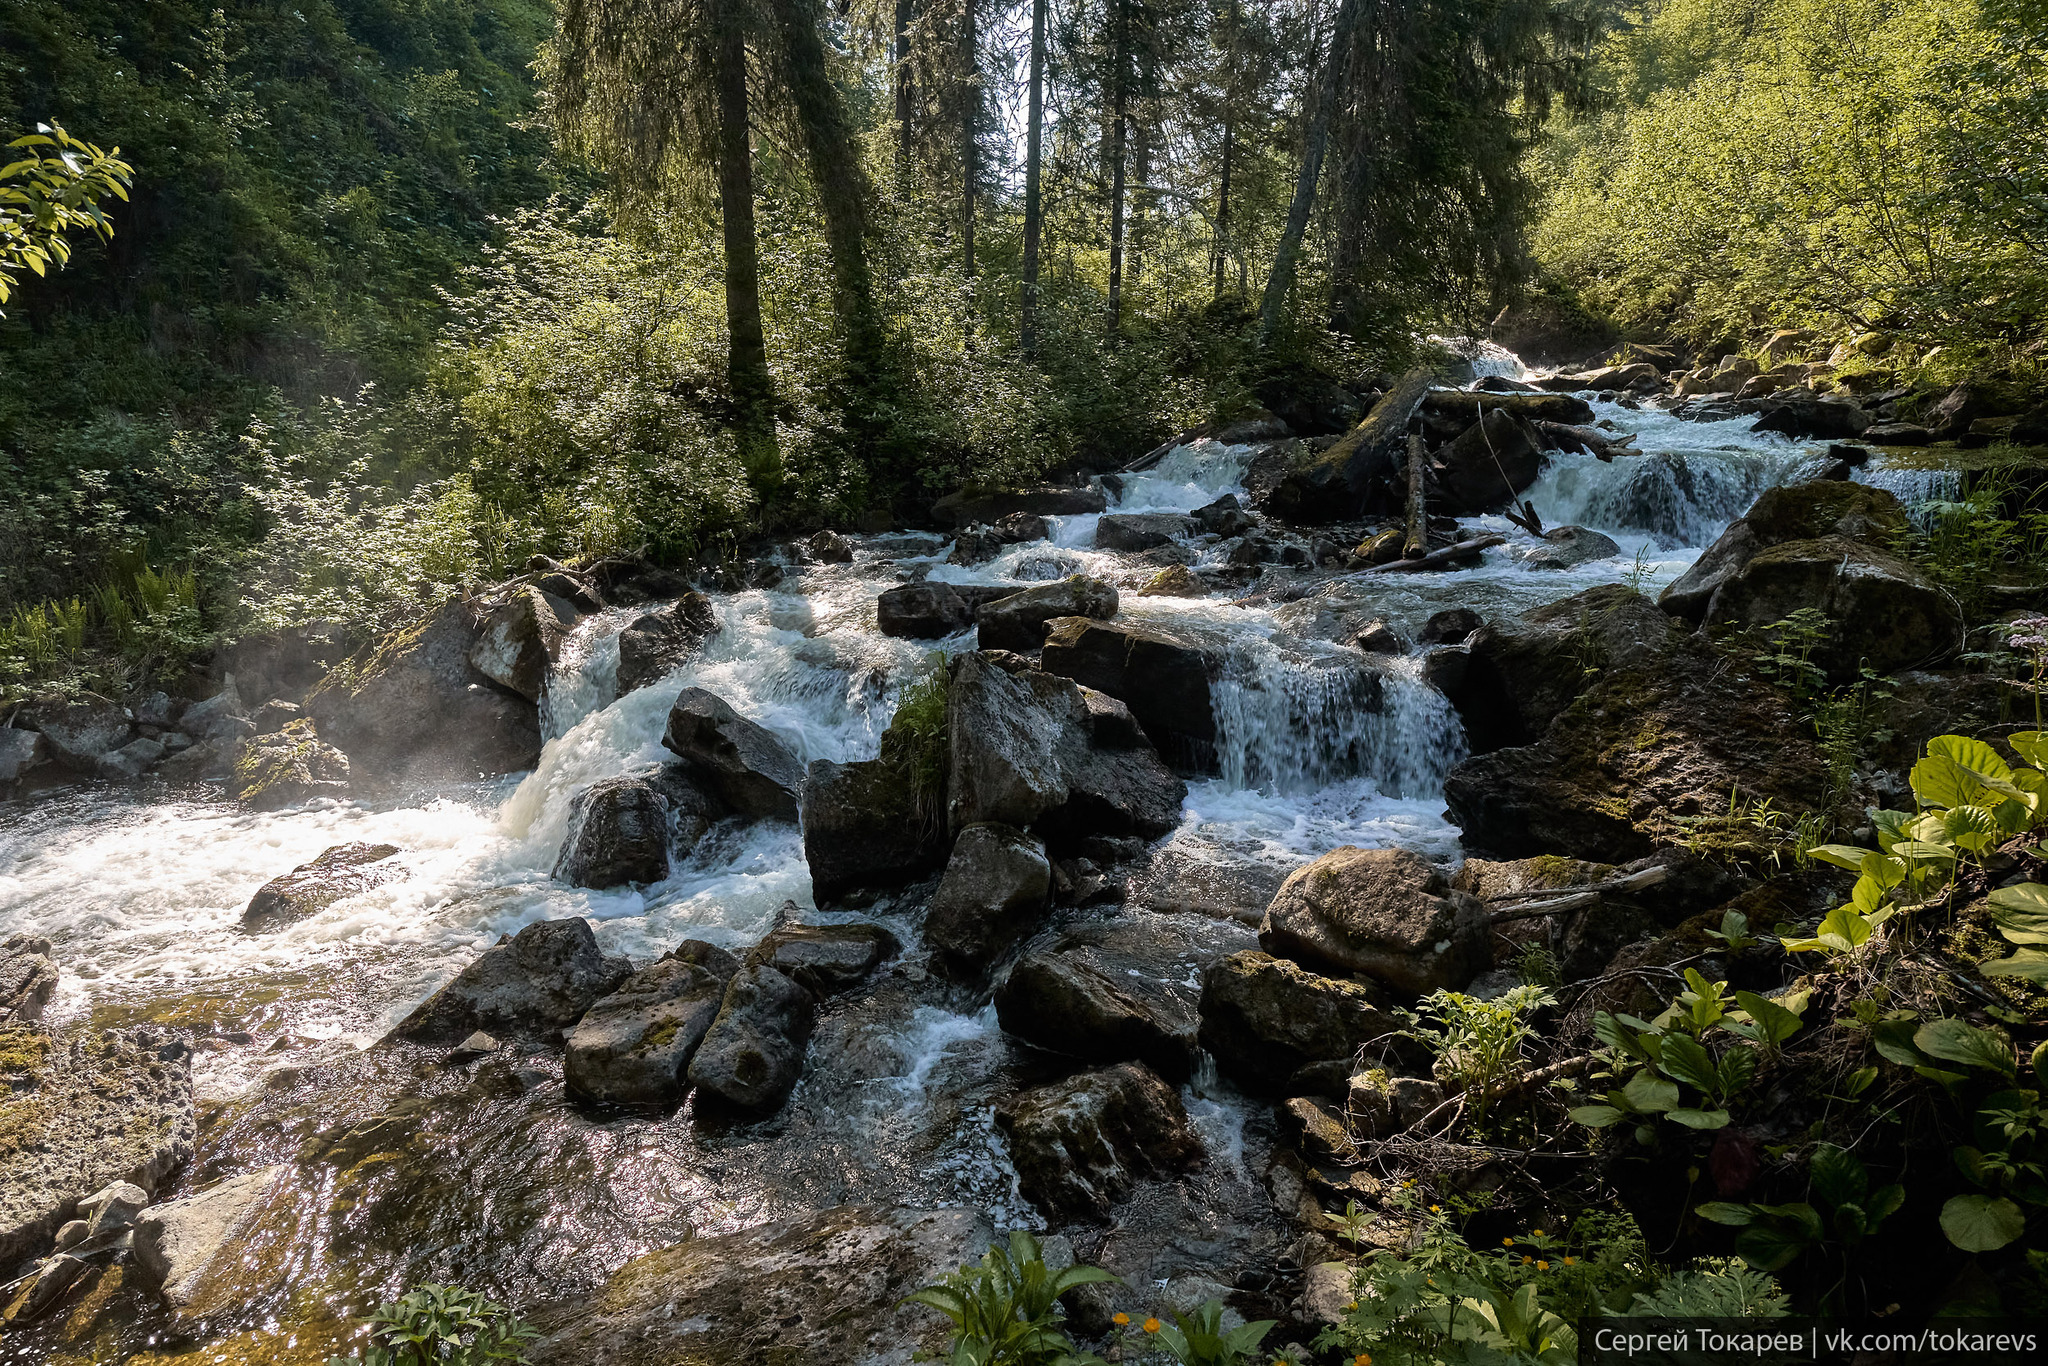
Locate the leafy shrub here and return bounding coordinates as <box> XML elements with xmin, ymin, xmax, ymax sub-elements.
<box><xmin>906</xmin><ymin>1229</ymin><xmax>1116</xmax><ymax>1366</ymax></box>
<box><xmin>326</xmin><ymin>1284</ymin><xmax>537</xmax><ymax>1366</ymax></box>
<box><xmin>1403</xmin><ymin>985</ymin><xmax>1555</xmax><ymax>1132</ymax></box>
<box><xmin>1624</xmin><ymin>1262</ymin><xmax>1790</xmax><ymax>1317</ymax></box>
<box><xmin>1113</xmin><ymin>1298</ymin><xmax>1278</xmax><ymax>1366</ymax></box>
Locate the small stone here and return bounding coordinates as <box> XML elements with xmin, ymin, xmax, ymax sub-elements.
<box><xmin>53</xmin><ymin>1220</ymin><xmax>88</xmax><ymax>1251</ymax></box>
<box><xmin>443</xmin><ymin>1031</ymin><xmax>502</xmax><ymax>1066</ymax></box>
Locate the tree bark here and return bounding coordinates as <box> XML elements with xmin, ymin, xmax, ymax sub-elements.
<box><xmin>1257</xmin><ymin>0</ymin><xmax>1363</xmax><ymax>346</ymax></box>
<box><xmin>1403</xmin><ymin>433</ymin><xmax>1428</xmax><ymax>558</ymax></box>
<box><xmin>1213</xmin><ymin>0</ymin><xmax>1238</xmax><ymax>298</ymax></box>
<box><xmin>1021</xmin><ymin>0</ymin><xmax>1048</xmax><ymax>358</ymax></box>
<box><xmin>1105</xmin><ymin>0</ymin><xmax>1130</xmax><ymax>337</ymax></box>
<box><xmin>1266</xmin><ymin>364</ymin><xmax>1434</xmax><ymax>522</ymax></box>
<box><xmin>711</xmin><ymin>1</ymin><xmax>777</xmax><ymax>485</ymax></box>
<box><xmin>893</xmin><ymin>0</ymin><xmax>915</xmax><ymax>182</ymax></box>
<box><xmin>769</xmin><ymin>0</ymin><xmax>884</xmax><ymax>382</ymax></box>
<box><xmin>961</xmin><ymin>0</ymin><xmax>978</xmax><ymax>284</ymax></box>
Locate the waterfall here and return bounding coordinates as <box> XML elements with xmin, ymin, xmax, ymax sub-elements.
<box><xmin>1208</xmin><ymin>643</ymin><xmax>1466</xmax><ymax>798</ymax></box>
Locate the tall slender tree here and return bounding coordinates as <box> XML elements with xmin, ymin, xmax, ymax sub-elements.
<box><xmin>1256</xmin><ymin>0</ymin><xmax>1361</xmax><ymax>347</ymax></box>
<box><xmin>1020</xmin><ymin>0</ymin><xmax>1049</xmax><ymax>357</ymax></box>
<box><xmin>1104</xmin><ymin>0</ymin><xmax>1131</xmax><ymax>336</ymax></box>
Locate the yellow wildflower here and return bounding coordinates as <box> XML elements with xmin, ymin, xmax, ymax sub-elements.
<box><xmin>1112</xmin><ymin>1312</ymin><xmax>1130</xmax><ymax>1326</ymax></box>
<box><xmin>1143</xmin><ymin>1318</ymin><xmax>1162</xmax><ymax>1334</ymax></box>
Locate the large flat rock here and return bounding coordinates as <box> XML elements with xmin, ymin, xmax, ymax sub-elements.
<box><xmin>0</xmin><ymin>1026</ymin><xmax>195</xmax><ymax>1269</ymax></box>
<box><xmin>529</xmin><ymin>1205</ymin><xmax>994</xmax><ymax>1366</ymax></box>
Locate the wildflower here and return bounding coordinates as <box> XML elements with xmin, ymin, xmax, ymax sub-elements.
<box><xmin>1428</xmin><ymin>1204</ymin><xmax>1441</xmax><ymax>1213</ymax></box>
<box><xmin>1522</xmin><ymin>1255</ymin><xmax>1533</xmax><ymax>1265</ymax></box>
<box><xmin>1355</xmin><ymin>1356</ymin><xmax>1374</xmax><ymax>1366</ymax></box>
<box><xmin>1346</xmin><ymin>1301</ymin><xmax>1359</xmax><ymax>1311</ymax></box>
<box><xmin>1502</xmin><ymin>1237</ymin><xmax>1514</xmax><ymax>1246</ymax></box>
<box><xmin>1112</xmin><ymin>1312</ymin><xmax>1130</xmax><ymax>1326</ymax></box>
<box><xmin>1563</xmin><ymin>1256</ymin><xmax>1577</xmax><ymax>1266</ymax></box>
<box><xmin>1537</xmin><ymin>1260</ymin><xmax>1550</xmax><ymax>1271</ymax></box>
<box><xmin>1531</xmin><ymin>1229</ymin><xmax>1544</xmax><ymax>1237</ymax></box>
<box><xmin>1143</xmin><ymin>1318</ymin><xmax>1162</xmax><ymax>1334</ymax></box>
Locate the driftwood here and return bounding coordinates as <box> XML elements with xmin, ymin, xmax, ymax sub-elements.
<box><xmin>1485</xmin><ymin>865</ymin><xmax>1669</xmax><ymax>922</ymax></box>
<box><xmin>1121</xmin><ymin>424</ymin><xmax>1210</xmax><ymax>474</ymax></box>
<box><xmin>1536</xmin><ymin>420</ymin><xmax>1639</xmax><ymax>462</ymax></box>
<box><xmin>1360</xmin><ymin>533</ymin><xmax>1506</xmax><ymax>573</ymax></box>
<box><xmin>1402</xmin><ymin>434</ymin><xmax>1428</xmax><ymax>559</ymax></box>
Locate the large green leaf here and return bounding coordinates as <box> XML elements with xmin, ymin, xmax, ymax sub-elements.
<box><xmin>1942</xmin><ymin>805</ymin><xmax>2001</xmax><ymax>854</ymax></box>
<box><xmin>1914</xmin><ymin>1019</ymin><xmax>2016</xmax><ymax>1077</ymax></box>
<box><xmin>1987</xmin><ymin>883</ymin><xmax>2048</xmax><ymax>945</ymax></box>
<box><xmin>1656</xmin><ymin>1033</ymin><xmax>1720</xmax><ymax>1095</ymax></box>
<box><xmin>1980</xmin><ymin>948</ymin><xmax>2048</xmax><ymax>983</ymax></box>
<box><xmin>1871</xmin><ymin>1018</ymin><xmax>1924</xmax><ymax>1067</ymax></box>
<box><xmin>2006</xmin><ymin>730</ymin><xmax>2048</xmax><ymax>768</ymax></box>
<box><xmin>1809</xmin><ymin>843</ymin><xmax>1873</xmax><ymax>872</ymax></box>
<box><xmin>1940</xmin><ymin>1194</ymin><xmax>2025</xmax><ymax>1252</ymax></box>
<box><xmin>1810</xmin><ymin>1143</ymin><xmax>1868</xmax><ymax>1212</ymax></box>
<box><xmin>1667</xmin><ymin>1107</ymin><xmax>1732</xmax><ymax>1129</ymax></box>
<box><xmin>1568</xmin><ymin>1104</ymin><xmax>1626</xmax><ymax>1128</ymax></box>
<box><xmin>1624</xmin><ymin>1070</ymin><xmax>1680</xmax><ymax>1114</ymax></box>
<box><xmin>1732</xmin><ymin>991</ymin><xmax>1805</xmax><ymax>1046</ymax></box>
<box><xmin>1694</xmin><ymin>1201</ymin><xmax>1755</xmax><ymax>1226</ymax></box>
<box><xmin>1929</xmin><ymin>735</ymin><xmax>2016</xmax><ymax>784</ymax></box>
<box><xmin>1732</xmin><ymin>1212</ymin><xmax>1821</xmax><ymax>1273</ymax></box>
<box><xmin>1912</xmin><ymin>753</ymin><xmax>1984</xmax><ymax>810</ymax></box>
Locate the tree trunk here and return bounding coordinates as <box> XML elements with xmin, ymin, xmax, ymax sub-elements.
<box><xmin>711</xmin><ymin>2</ymin><xmax>777</xmax><ymax>485</ymax></box>
<box><xmin>1213</xmin><ymin>0</ymin><xmax>1238</xmax><ymax>299</ymax></box>
<box><xmin>1021</xmin><ymin>0</ymin><xmax>1047</xmax><ymax>358</ymax></box>
<box><xmin>961</xmin><ymin>0</ymin><xmax>978</xmax><ymax>284</ymax></box>
<box><xmin>1131</xmin><ymin>39</ymin><xmax>1155</xmax><ymax>287</ymax></box>
<box><xmin>1105</xmin><ymin>0</ymin><xmax>1130</xmax><ymax>337</ymax></box>
<box><xmin>1257</xmin><ymin>0</ymin><xmax>1363</xmax><ymax>346</ymax></box>
<box><xmin>769</xmin><ymin>0</ymin><xmax>884</xmax><ymax>382</ymax></box>
<box><xmin>894</xmin><ymin>0</ymin><xmax>915</xmax><ymax>182</ymax></box>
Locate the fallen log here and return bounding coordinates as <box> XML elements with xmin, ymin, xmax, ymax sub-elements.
<box><xmin>1121</xmin><ymin>424</ymin><xmax>1210</xmax><ymax>473</ymax></box>
<box><xmin>1360</xmin><ymin>533</ymin><xmax>1506</xmax><ymax>573</ymax></box>
<box><xmin>1536</xmin><ymin>420</ymin><xmax>1639</xmax><ymax>462</ymax></box>
<box><xmin>1486</xmin><ymin>865</ymin><xmax>1669</xmax><ymax>921</ymax></box>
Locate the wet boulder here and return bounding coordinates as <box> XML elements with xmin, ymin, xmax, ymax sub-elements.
<box><xmin>1443</xmin><ymin>637</ymin><xmax>1855</xmax><ymax>862</ymax></box>
<box><xmin>306</xmin><ymin>598</ymin><xmax>541</xmax><ymax>782</ymax></box>
<box><xmin>1095</xmin><ymin>513</ymin><xmax>1194</xmax><ymax>553</ymax></box>
<box><xmin>1</xmin><ymin>934</ymin><xmax>58</xmax><ymax>1023</ymax></box>
<box><xmin>923</xmin><ymin>823</ymin><xmax>1053</xmax><ymax>975</ymax></box>
<box><xmin>1420</xmin><ymin>608</ymin><xmax>1485</xmax><ymax>645</ymax></box>
<box><xmin>662</xmin><ymin>688</ymin><xmax>805</xmax><ymax>822</ymax></box>
<box><xmin>1136</xmin><ymin>565</ymin><xmax>1207</xmax><ymax>597</ymax></box>
<box><xmin>18</xmin><ymin>693</ymin><xmax>132</xmax><ymax>772</ymax></box>
<box><xmin>1128</xmin><ymin>845</ymin><xmax>1293</xmax><ymax>926</ymax></box>
<box><xmin>1659</xmin><ymin>480</ymin><xmax>1910</xmax><ymax>622</ymax></box>
<box><xmin>974</xmin><ymin>576</ymin><xmax>1119</xmax><ymax>653</ymax></box>
<box><xmin>1261</xmin><ymin>847</ymin><xmax>1490</xmax><ymax>995</ymax></box>
<box><xmin>565</xmin><ymin>943</ymin><xmax>740</xmax><ymax>1105</ymax></box>
<box><xmin>995</xmin><ymin>510</ymin><xmax>1050</xmax><ymax>542</ymax></box>
<box><xmin>748</xmin><ymin>921</ymin><xmax>898</xmax><ymax>997</ymax></box>
<box><xmin>392</xmin><ymin>917</ymin><xmax>633</xmax><ymax>1045</ymax></box>
<box><xmin>133</xmin><ymin>1164</ymin><xmax>291</xmax><ymax>1322</ymax></box>
<box><xmin>1432</xmin><ymin>408</ymin><xmax>1545</xmax><ymax>514</ymax></box>
<box><xmin>556</xmin><ymin>772</ymin><xmax>714</xmax><ymax>889</ymax></box>
<box><xmin>243</xmin><ymin>842</ymin><xmax>406</xmax><ymax>931</ymax></box>
<box><xmin>686</xmin><ymin>962</ymin><xmax>816</xmax><ymax>1110</ymax></box>
<box><xmin>231</xmin><ymin>718</ymin><xmax>351</xmax><ymax>808</ymax></box>
<box><xmin>1039</xmin><ymin>616</ymin><xmax>1218</xmax><ymax>755</ymax></box>
<box><xmin>802</xmin><ymin>756</ymin><xmax>945</xmax><ymax>903</ymax></box>
<box><xmin>994</xmin><ymin>926</ymin><xmax>1208</xmax><ymax>1081</ymax></box>
<box><xmin>876</xmin><ymin>582</ymin><xmax>1015</xmax><ymax>639</ymax></box>
<box><xmin>0</xmin><ymin>727</ymin><xmax>47</xmax><ymax>784</ymax></box>
<box><xmin>615</xmin><ymin>592</ymin><xmax>718</xmax><ymax>694</ymax></box>
<box><xmin>1522</xmin><ymin>525</ymin><xmax>1621</xmax><ymax>570</ymax></box>
<box><xmin>1194</xmin><ymin>494</ymin><xmax>1256</xmax><ymax>537</ymax></box>
<box><xmin>1443</xmin><ymin>585</ymin><xmax>1679</xmax><ymax>754</ymax></box>
<box><xmin>177</xmin><ymin>684</ymin><xmax>252</xmax><ymax>746</ymax></box>
<box><xmin>1197</xmin><ymin>950</ymin><xmax>1407</xmax><ymax>1092</ymax></box>
<box><xmin>1703</xmin><ymin>537</ymin><xmax>1962</xmax><ymax>681</ymax></box>
<box><xmin>529</xmin><ymin>1205</ymin><xmax>994</xmax><ymax>1366</ymax></box>
<box><xmin>994</xmin><ymin>1062</ymin><xmax>1203</xmax><ymax>1222</ymax></box>
<box><xmin>98</xmin><ymin>735</ymin><xmax>167</xmax><ymax>781</ymax></box>
<box><xmin>469</xmin><ymin>585</ymin><xmax>575</xmax><ymax>703</ymax></box>
<box><xmin>1043</xmin><ymin>724</ymin><xmax>1186</xmax><ymax>843</ymax></box>
<box><xmin>932</xmin><ymin>484</ymin><xmax>1106</xmax><ymax>527</ymax></box>
<box><xmin>945</xmin><ymin>654</ymin><xmax>1087</xmax><ymax>830</ymax></box>
<box><xmin>1749</xmin><ymin>394</ymin><xmax>1873</xmax><ymax>440</ymax></box>
<box><xmin>1421</xmin><ymin>389</ymin><xmax>1594</xmax><ymax>425</ymax></box>
<box><xmin>0</xmin><ymin>1027</ymin><xmax>195</xmax><ymax>1270</ymax></box>
<box><xmin>588</xmin><ymin>554</ymin><xmax>694</xmax><ymax>606</ymax></box>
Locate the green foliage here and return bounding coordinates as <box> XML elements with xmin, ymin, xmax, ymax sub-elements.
<box><xmin>1403</xmin><ymin>985</ymin><xmax>1556</xmax><ymax>1132</ymax></box>
<box><xmin>1571</xmin><ymin>971</ymin><xmax>1803</xmax><ymax>1138</ymax></box>
<box><xmin>1536</xmin><ymin>0</ymin><xmax>2048</xmax><ymax>351</ymax></box>
<box><xmin>1126</xmin><ymin>1299</ymin><xmax>1276</xmax><ymax>1366</ymax></box>
<box><xmin>1624</xmin><ymin>1262</ymin><xmax>1790</xmax><ymax>1318</ymax></box>
<box><xmin>906</xmin><ymin>1230</ymin><xmax>1116</xmax><ymax>1366</ymax></box>
<box><xmin>326</xmin><ymin>1283</ymin><xmax>537</xmax><ymax>1366</ymax></box>
<box><xmin>1697</xmin><ymin>1144</ymin><xmax>1905</xmax><ymax>1275</ymax></box>
<box><xmin>0</xmin><ymin>120</ymin><xmax>132</xmax><ymax>309</ymax></box>
<box><xmin>1314</xmin><ymin>1194</ymin><xmax>1652</xmax><ymax>1366</ymax></box>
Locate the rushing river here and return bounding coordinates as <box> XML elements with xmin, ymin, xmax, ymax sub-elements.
<box><xmin>0</xmin><ymin>354</ymin><xmax>1964</xmax><ymax>1353</ymax></box>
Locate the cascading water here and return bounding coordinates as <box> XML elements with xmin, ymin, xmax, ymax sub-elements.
<box><xmin>0</xmin><ymin>343</ymin><xmax>1963</xmax><ymax>1359</ymax></box>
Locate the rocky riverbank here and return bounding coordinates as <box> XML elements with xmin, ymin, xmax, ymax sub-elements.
<box><xmin>2</xmin><ymin>342</ymin><xmax>2044</xmax><ymax>1361</ymax></box>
